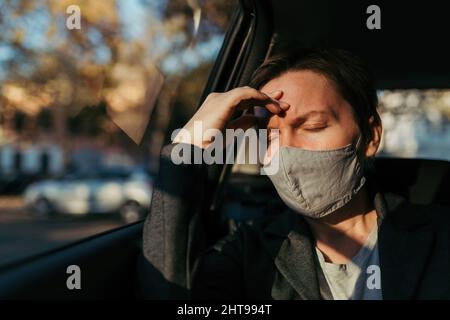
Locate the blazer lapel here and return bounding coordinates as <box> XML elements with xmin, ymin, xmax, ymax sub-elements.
<box><xmin>262</xmin><ymin>210</ymin><xmax>322</xmax><ymax>300</ymax></box>
<box><xmin>377</xmin><ymin>193</ymin><xmax>435</xmax><ymax>300</ymax></box>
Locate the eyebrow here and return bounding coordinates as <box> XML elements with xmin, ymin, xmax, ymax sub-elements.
<box><xmin>289</xmin><ymin>110</ymin><xmax>335</xmax><ymax>126</ymax></box>
<box><xmin>266</xmin><ymin>109</ymin><xmax>337</xmax><ymax>129</ymax></box>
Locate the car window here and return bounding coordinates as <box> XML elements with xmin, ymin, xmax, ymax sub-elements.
<box><xmin>377</xmin><ymin>89</ymin><xmax>450</xmax><ymax>161</ymax></box>
<box><xmin>0</xmin><ymin>0</ymin><xmax>237</xmax><ymax>267</ymax></box>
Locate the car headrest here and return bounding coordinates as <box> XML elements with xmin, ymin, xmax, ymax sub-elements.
<box><xmin>373</xmin><ymin>157</ymin><xmax>450</xmax><ymax>206</ymax></box>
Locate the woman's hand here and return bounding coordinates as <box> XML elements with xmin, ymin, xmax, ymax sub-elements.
<box><xmin>173</xmin><ymin>87</ymin><xmax>289</xmax><ymax>148</ymax></box>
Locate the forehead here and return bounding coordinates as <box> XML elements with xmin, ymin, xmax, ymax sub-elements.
<box><xmin>260</xmin><ymin>70</ymin><xmax>350</xmax><ymax>121</ymax></box>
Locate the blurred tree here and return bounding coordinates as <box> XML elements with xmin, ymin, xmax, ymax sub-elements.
<box><xmin>0</xmin><ymin>0</ymin><xmax>236</xmax><ymax>171</ymax></box>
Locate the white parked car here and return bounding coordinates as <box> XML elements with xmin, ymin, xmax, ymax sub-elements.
<box><xmin>24</xmin><ymin>167</ymin><xmax>153</xmax><ymax>223</ymax></box>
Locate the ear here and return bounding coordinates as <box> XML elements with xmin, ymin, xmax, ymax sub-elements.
<box><xmin>365</xmin><ymin>115</ymin><xmax>382</xmax><ymax>158</ymax></box>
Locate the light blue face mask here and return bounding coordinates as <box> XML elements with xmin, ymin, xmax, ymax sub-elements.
<box><xmin>263</xmin><ymin>136</ymin><xmax>366</xmax><ymax>219</ymax></box>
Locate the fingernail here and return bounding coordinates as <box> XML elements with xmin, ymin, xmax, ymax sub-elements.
<box><xmin>269</xmin><ymin>90</ymin><xmax>282</xmax><ymax>96</ymax></box>
<box><xmin>279</xmin><ymin>101</ymin><xmax>290</xmax><ymax>110</ymax></box>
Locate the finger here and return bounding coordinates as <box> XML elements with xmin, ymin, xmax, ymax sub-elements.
<box><xmin>237</xmin><ymin>97</ymin><xmax>289</xmax><ymax>113</ymax></box>
<box><xmin>228</xmin><ymin>87</ymin><xmax>269</xmax><ymax>104</ymax></box>
<box><xmin>262</xmin><ymin>91</ymin><xmax>289</xmax><ymax>112</ymax></box>
<box><xmin>264</xmin><ymin>99</ymin><xmax>290</xmax><ymax>114</ymax></box>
<box><xmin>266</xmin><ymin>90</ymin><xmax>283</xmax><ymax>100</ymax></box>
<box><xmin>230</xmin><ymin>87</ymin><xmax>289</xmax><ymax>114</ymax></box>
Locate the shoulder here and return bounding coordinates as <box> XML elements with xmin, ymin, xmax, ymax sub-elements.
<box><xmin>382</xmin><ymin>192</ymin><xmax>450</xmax><ymax>230</ymax></box>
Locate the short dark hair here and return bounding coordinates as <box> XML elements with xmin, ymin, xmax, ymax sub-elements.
<box><xmin>250</xmin><ymin>48</ymin><xmax>380</xmax><ymax>143</ymax></box>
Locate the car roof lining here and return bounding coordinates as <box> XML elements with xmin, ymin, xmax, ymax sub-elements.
<box><xmin>268</xmin><ymin>0</ymin><xmax>450</xmax><ymax>89</ymax></box>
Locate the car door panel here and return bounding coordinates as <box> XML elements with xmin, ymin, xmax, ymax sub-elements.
<box><xmin>0</xmin><ymin>222</ymin><xmax>143</xmax><ymax>299</ymax></box>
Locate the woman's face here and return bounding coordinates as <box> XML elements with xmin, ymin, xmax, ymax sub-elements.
<box><xmin>260</xmin><ymin>70</ymin><xmax>365</xmax><ymax>162</ymax></box>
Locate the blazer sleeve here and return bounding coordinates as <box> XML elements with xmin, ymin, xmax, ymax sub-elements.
<box><xmin>138</xmin><ymin>143</ymin><xmax>208</xmax><ymax>299</ymax></box>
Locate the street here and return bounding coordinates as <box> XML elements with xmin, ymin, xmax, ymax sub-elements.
<box><xmin>0</xmin><ymin>196</ymin><xmax>124</xmax><ymax>267</ymax></box>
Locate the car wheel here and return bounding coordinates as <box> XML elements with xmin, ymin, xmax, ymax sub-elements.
<box><xmin>119</xmin><ymin>201</ymin><xmax>143</xmax><ymax>223</ymax></box>
<box><xmin>33</xmin><ymin>198</ymin><xmax>52</xmax><ymax>218</ymax></box>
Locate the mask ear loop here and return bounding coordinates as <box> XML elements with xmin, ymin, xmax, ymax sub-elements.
<box><xmin>355</xmin><ymin>134</ymin><xmax>370</xmax><ymax>174</ymax></box>
<box><xmin>355</xmin><ymin>134</ymin><xmax>364</xmax><ymax>151</ymax></box>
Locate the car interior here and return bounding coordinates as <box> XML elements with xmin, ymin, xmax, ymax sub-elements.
<box><xmin>0</xmin><ymin>0</ymin><xmax>449</xmax><ymax>299</ymax></box>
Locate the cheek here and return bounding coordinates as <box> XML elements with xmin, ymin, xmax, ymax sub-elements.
<box><xmin>311</xmin><ymin>125</ymin><xmax>357</xmax><ymax>150</ymax></box>
<box><xmin>338</xmin><ymin>116</ymin><xmax>362</xmax><ymax>143</ymax></box>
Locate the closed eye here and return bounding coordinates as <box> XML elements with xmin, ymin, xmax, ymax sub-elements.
<box><xmin>304</xmin><ymin>125</ymin><xmax>327</xmax><ymax>132</ymax></box>
<box><xmin>302</xmin><ymin>122</ymin><xmax>328</xmax><ymax>132</ymax></box>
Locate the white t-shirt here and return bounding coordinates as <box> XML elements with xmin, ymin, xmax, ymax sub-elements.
<box><xmin>315</xmin><ymin>225</ymin><xmax>383</xmax><ymax>300</ymax></box>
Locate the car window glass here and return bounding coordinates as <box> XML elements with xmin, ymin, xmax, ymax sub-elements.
<box><xmin>377</xmin><ymin>89</ymin><xmax>450</xmax><ymax>161</ymax></box>
<box><xmin>0</xmin><ymin>0</ymin><xmax>237</xmax><ymax>267</ymax></box>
